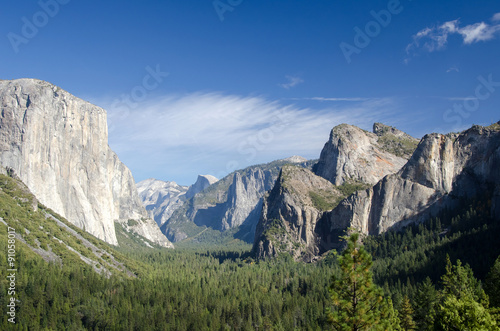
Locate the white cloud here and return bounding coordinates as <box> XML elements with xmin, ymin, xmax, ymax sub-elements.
<box><xmin>459</xmin><ymin>22</ymin><xmax>500</xmax><ymax>44</ymax></box>
<box><xmin>279</xmin><ymin>75</ymin><xmax>304</xmax><ymax>89</ymax></box>
<box><xmin>446</xmin><ymin>67</ymin><xmax>459</xmax><ymax>73</ymax></box>
<box><xmin>406</xmin><ymin>15</ymin><xmax>500</xmax><ymax>59</ymax></box>
<box><xmin>289</xmin><ymin>97</ymin><xmax>371</xmax><ymax>102</ymax></box>
<box><xmin>444</xmin><ymin>96</ymin><xmax>477</xmax><ymax>101</ymax></box>
<box><xmin>94</xmin><ymin>93</ymin><xmax>399</xmax><ymax>183</ymax></box>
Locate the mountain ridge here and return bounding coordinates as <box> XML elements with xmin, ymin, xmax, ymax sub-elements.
<box><xmin>252</xmin><ymin>121</ymin><xmax>500</xmax><ymax>261</ymax></box>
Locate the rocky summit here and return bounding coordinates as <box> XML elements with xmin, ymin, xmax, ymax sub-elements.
<box><xmin>137</xmin><ymin>178</ymin><xmax>189</xmax><ymax>227</ymax></box>
<box><xmin>253</xmin><ymin>122</ymin><xmax>500</xmax><ymax>261</ymax></box>
<box><xmin>185</xmin><ymin>175</ymin><xmax>219</xmax><ymax>199</ymax></box>
<box><xmin>0</xmin><ymin>79</ymin><xmax>172</xmax><ymax>247</ymax></box>
<box><xmin>314</xmin><ymin>123</ymin><xmax>419</xmax><ymax>186</ymax></box>
<box><xmin>326</xmin><ymin>123</ymin><xmax>500</xmax><ymax>238</ymax></box>
<box><xmin>252</xmin><ymin>165</ymin><xmax>342</xmax><ymax>262</ymax></box>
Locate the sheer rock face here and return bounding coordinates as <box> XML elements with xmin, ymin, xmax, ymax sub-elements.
<box><xmin>314</xmin><ymin>123</ymin><xmax>417</xmax><ymax>186</ymax></box>
<box><xmin>326</xmin><ymin>124</ymin><xmax>500</xmax><ymax>239</ymax></box>
<box><xmin>220</xmin><ymin>169</ymin><xmax>274</xmax><ymax>231</ymax></box>
<box><xmin>253</xmin><ymin>166</ymin><xmax>342</xmax><ymax>262</ymax></box>
<box><xmin>253</xmin><ymin>123</ymin><xmax>499</xmax><ymax>261</ymax></box>
<box><xmin>137</xmin><ymin>178</ymin><xmax>189</xmax><ymax>226</ymax></box>
<box><xmin>186</xmin><ymin>175</ymin><xmax>218</xmax><ymax>199</ymax></box>
<box><xmin>163</xmin><ymin>157</ymin><xmax>312</xmax><ymax>243</ymax></box>
<box><xmin>0</xmin><ymin>79</ymin><xmax>172</xmax><ymax>247</ymax></box>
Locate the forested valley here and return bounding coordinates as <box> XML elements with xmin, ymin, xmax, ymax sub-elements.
<box><xmin>1</xmin><ymin>181</ymin><xmax>500</xmax><ymax>330</ymax></box>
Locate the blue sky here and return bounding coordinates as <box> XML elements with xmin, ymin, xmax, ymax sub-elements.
<box><xmin>2</xmin><ymin>0</ymin><xmax>500</xmax><ymax>185</ymax></box>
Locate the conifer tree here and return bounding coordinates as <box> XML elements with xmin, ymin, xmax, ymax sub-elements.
<box><xmin>485</xmin><ymin>256</ymin><xmax>500</xmax><ymax>308</ymax></box>
<box><xmin>434</xmin><ymin>256</ymin><xmax>497</xmax><ymax>330</ymax></box>
<box><xmin>328</xmin><ymin>232</ymin><xmax>396</xmax><ymax>330</ymax></box>
<box><xmin>399</xmin><ymin>296</ymin><xmax>416</xmax><ymax>331</ymax></box>
<box><xmin>413</xmin><ymin>277</ymin><xmax>437</xmax><ymax>330</ymax></box>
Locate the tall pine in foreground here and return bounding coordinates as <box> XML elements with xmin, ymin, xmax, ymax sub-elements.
<box><xmin>328</xmin><ymin>232</ymin><xmax>400</xmax><ymax>330</ymax></box>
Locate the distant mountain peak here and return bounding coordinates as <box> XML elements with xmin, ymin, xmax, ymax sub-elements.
<box><xmin>280</xmin><ymin>155</ymin><xmax>308</xmax><ymax>163</ymax></box>
<box><xmin>185</xmin><ymin>174</ymin><xmax>219</xmax><ymax>199</ymax></box>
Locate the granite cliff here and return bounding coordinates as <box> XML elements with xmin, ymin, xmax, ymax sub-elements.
<box><xmin>162</xmin><ymin>157</ymin><xmax>314</xmax><ymax>243</ymax></box>
<box><xmin>137</xmin><ymin>178</ymin><xmax>189</xmax><ymax>227</ymax></box>
<box><xmin>314</xmin><ymin>123</ymin><xmax>418</xmax><ymax>185</ymax></box>
<box><xmin>325</xmin><ymin>123</ymin><xmax>500</xmax><ymax>239</ymax></box>
<box><xmin>253</xmin><ymin>122</ymin><xmax>418</xmax><ymax>260</ymax></box>
<box><xmin>253</xmin><ymin>122</ymin><xmax>500</xmax><ymax>261</ymax></box>
<box><xmin>252</xmin><ymin>165</ymin><xmax>342</xmax><ymax>261</ymax></box>
<box><xmin>186</xmin><ymin>175</ymin><xmax>219</xmax><ymax>199</ymax></box>
<box><xmin>0</xmin><ymin>79</ymin><xmax>172</xmax><ymax>247</ymax></box>
<box><xmin>137</xmin><ymin>175</ymin><xmax>218</xmax><ymax>227</ymax></box>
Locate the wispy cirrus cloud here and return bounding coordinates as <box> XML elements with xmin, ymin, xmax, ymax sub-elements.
<box><xmin>91</xmin><ymin>93</ymin><xmax>400</xmax><ymax>184</ymax></box>
<box><xmin>287</xmin><ymin>97</ymin><xmax>372</xmax><ymax>102</ymax></box>
<box><xmin>406</xmin><ymin>13</ymin><xmax>500</xmax><ymax>61</ymax></box>
<box><xmin>279</xmin><ymin>75</ymin><xmax>304</xmax><ymax>89</ymax></box>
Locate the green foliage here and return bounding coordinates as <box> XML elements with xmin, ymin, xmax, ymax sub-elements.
<box><xmin>0</xmin><ymin>239</ymin><xmax>338</xmax><ymax>330</ymax></box>
<box><xmin>431</xmin><ymin>257</ymin><xmax>497</xmax><ymax>329</ymax></box>
<box><xmin>399</xmin><ymin>296</ymin><xmax>416</xmax><ymax>330</ymax></box>
<box><xmin>413</xmin><ymin>277</ymin><xmax>438</xmax><ymax>330</ymax></box>
<box><xmin>440</xmin><ymin>256</ymin><xmax>489</xmax><ymax>306</ymax></box>
<box><xmin>262</xmin><ymin>219</ymin><xmax>286</xmax><ymax>239</ymax></box>
<box><xmin>127</xmin><ymin>219</ymin><xmax>138</xmax><ymax>227</ymax></box>
<box><xmin>0</xmin><ymin>174</ymin><xmax>138</xmax><ymax>275</ymax></box>
<box><xmin>435</xmin><ymin>296</ymin><xmax>497</xmax><ymax>330</ymax></box>
<box><xmin>2</xmin><ymin>167</ymin><xmax>500</xmax><ymax>329</ymax></box>
<box><xmin>485</xmin><ymin>256</ymin><xmax>500</xmax><ymax>308</ymax></box>
<box><xmin>364</xmin><ymin>196</ymin><xmax>500</xmax><ymax>287</ymax></box>
<box><xmin>486</xmin><ymin>122</ymin><xmax>500</xmax><ymax>131</ymax></box>
<box><xmin>337</xmin><ymin>180</ymin><xmax>370</xmax><ymax>197</ymax></box>
<box><xmin>309</xmin><ymin>190</ymin><xmax>339</xmax><ymax>211</ymax></box>
<box><xmin>376</xmin><ymin>134</ymin><xmax>419</xmax><ymax>158</ymax></box>
<box><xmin>328</xmin><ymin>233</ymin><xmax>397</xmax><ymax>330</ymax></box>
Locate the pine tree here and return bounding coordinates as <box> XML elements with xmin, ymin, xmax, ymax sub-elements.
<box><xmin>398</xmin><ymin>296</ymin><xmax>416</xmax><ymax>330</ymax></box>
<box><xmin>413</xmin><ymin>277</ymin><xmax>437</xmax><ymax>330</ymax></box>
<box><xmin>441</xmin><ymin>255</ymin><xmax>489</xmax><ymax>306</ymax></box>
<box><xmin>328</xmin><ymin>232</ymin><xmax>394</xmax><ymax>330</ymax></box>
<box><xmin>434</xmin><ymin>257</ymin><xmax>497</xmax><ymax>330</ymax></box>
<box><xmin>485</xmin><ymin>256</ymin><xmax>500</xmax><ymax>308</ymax></box>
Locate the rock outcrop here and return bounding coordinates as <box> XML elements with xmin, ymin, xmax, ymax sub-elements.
<box><xmin>0</xmin><ymin>79</ymin><xmax>172</xmax><ymax>247</ymax></box>
<box><xmin>314</xmin><ymin>123</ymin><xmax>418</xmax><ymax>185</ymax></box>
<box><xmin>137</xmin><ymin>178</ymin><xmax>189</xmax><ymax>226</ymax></box>
<box><xmin>325</xmin><ymin>124</ymin><xmax>500</xmax><ymax>237</ymax></box>
<box><xmin>253</xmin><ymin>122</ymin><xmax>500</xmax><ymax>261</ymax></box>
<box><xmin>185</xmin><ymin>175</ymin><xmax>219</xmax><ymax>199</ymax></box>
<box><xmin>252</xmin><ymin>165</ymin><xmax>342</xmax><ymax>261</ymax></box>
<box><xmin>162</xmin><ymin>157</ymin><xmax>315</xmax><ymax>243</ymax></box>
